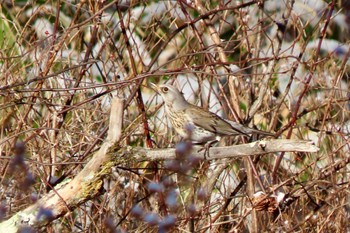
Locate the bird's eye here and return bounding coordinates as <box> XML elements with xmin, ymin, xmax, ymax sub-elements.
<box><xmin>162</xmin><ymin>87</ymin><xmax>169</xmax><ymax>93</ymax></box>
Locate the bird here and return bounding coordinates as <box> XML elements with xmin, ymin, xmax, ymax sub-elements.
<box><xmin>150</xmin><ymin>82</ymin><xmax>274</xmax><ymax>144</ymax></box>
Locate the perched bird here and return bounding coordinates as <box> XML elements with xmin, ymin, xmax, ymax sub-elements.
<box><xmin>150</xmin><ymin>83</ymin><xmax>274</xmax><ymax>144</ymax></box>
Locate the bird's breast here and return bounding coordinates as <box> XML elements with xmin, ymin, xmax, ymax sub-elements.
<box><xmin>166</xmin><ymin>108</ymin><xmax>216</xmax><ymax>143</ymax></box>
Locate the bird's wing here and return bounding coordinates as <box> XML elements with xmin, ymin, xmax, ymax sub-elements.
<box><xmin>227</xmin><ymin>121</ymin><xmax>275</xmax><ymax>137</ymax></box>
<box><xmin>184</xmin><ymin>105</ymin><xmax>248</xmax><ymax>136</ymax></box>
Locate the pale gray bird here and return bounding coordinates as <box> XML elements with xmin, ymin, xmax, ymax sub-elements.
<box><xmin>150</xmin><ymin>83</ymin><xmax>274</xmax><ymax>144</ymax></box>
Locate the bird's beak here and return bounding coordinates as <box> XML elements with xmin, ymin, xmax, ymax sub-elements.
<box><xmin>149</xmin><ymin>82</ymin><xmax>160</xmax><ymax>93</ymax></box>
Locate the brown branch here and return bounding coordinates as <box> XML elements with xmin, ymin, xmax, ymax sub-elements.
<box><xmin>0</xmin><ymin>98</ymin><xmax>124</xmax><ymax>232</ymax></box>
<box><xmin>248</xmin><ymin>0</ymin><xmax>295</xmax><ymax>120</ymax></box>
<box><xmin>271</xmin><ymin>0</ymin><xmax>337</xmax><ymax>183</ymax></box>
<box><xmin>116</xmin><ymin>6</ymin><xmax>153</xmax><ymax>148</ymax></box>
<box><xmin>0</xmin><ymin>126</ymin><xmax>319</xmax><ymax>232</ymax></box>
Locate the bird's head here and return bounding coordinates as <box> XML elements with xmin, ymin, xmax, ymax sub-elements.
<box><xmin>149</xmin><ymin>83</ymin><xmax>189</xmax><ymax>110</ymax></box>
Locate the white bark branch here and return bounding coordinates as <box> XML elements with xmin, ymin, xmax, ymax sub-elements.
<box><xmin>133</xmin><ymin>139</ymin><xmax>319</xmax><ymax>161</ymax></box>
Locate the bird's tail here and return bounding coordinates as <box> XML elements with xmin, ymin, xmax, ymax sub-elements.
<box><xmin>228</xmin><ymin>121</ymin><xmax>275</xmax><ymax>137</ymax></box>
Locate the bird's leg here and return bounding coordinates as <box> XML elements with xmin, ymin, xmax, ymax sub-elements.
<box><xmin>196</xmin><ymin>140</ymin><xmax>218</xmax><ymax>159</ymax></box>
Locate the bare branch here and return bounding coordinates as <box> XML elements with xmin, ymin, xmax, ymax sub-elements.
<box><xmin>131</xmin><ymin>139</ymin><xmax>319</xmax><ymax>161</ymax></box>
<box><xmin>0</xmin><ymin>98</ymin><xmax>124</xmax><ymax>232</ymax></box>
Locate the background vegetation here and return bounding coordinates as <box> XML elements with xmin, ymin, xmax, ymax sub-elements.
<box><xmin>0</xmin><ymin>0</ymin><xmax>349</xmax><ymax>232</ymax></box>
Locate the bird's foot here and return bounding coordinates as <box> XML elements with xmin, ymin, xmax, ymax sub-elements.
<box><xmin>197</xmin><ymin>140</ymin><xmax>218</xmax><ymax>159</ymax></box>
